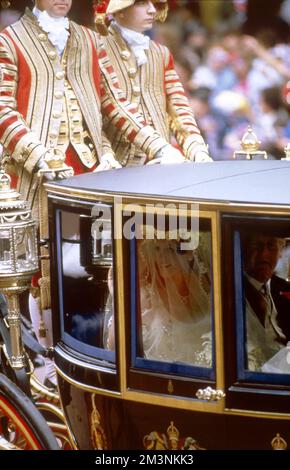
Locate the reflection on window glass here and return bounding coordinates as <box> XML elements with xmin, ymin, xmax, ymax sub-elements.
<box><xmin>137</xmin><ymin>230</ymin><xmax>212</xmax><ymax>367</ymax></box>
<box><xmin>60</xmin><ymin>210</ymin><xmax>114</xmax><ymax>354</ymax></box>
<box><xmin>15</xmin><ymin>225</ymin><xmax>37</xmax><ymax>271</ymax></box>
<box><xmin>241</xmin><ymin>232</ymin><xmax>290</xmax><ymax>373</ymax></box>
<box><xmin>0</xmin><ymin>231</ymin><xmax>11</xmax><ymax>271</ymax></box>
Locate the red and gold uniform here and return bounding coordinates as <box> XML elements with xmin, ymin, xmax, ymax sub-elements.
<box><xmin>0</xmin><ymin>7</ymin><xmax>167</xmax><ymax>218</ymax></box>
<box><xmin>101</xmin><ymin>1</ymin><xmax>210</xmax><ymax>166</ymax></box>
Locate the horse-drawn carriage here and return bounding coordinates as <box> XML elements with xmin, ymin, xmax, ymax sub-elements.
<box><xmin>2</xmin><ymin>158</ymin><xmax>290</xmax><ymax>449</ymax></box>
<box><xmin>42</xmin><ymin>159</ymin><xmax>290</xmax><ymax>450</ymax></box>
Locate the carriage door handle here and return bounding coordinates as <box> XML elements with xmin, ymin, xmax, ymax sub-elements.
<box><xmin>196</xmin><ymin>386</ymin><xmax>225</xmax><ymax>401</ymax></box>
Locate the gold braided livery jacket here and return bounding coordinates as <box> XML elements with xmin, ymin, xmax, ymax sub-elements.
<box><xmin>0</xmin><ymin>9</ymin><xmax>166</xmax><ymax>216</ymax></box>
<box><xmin>102</xmin><ymin>24</ymin><xmax>208</xmax><ymax>166</ymax></box>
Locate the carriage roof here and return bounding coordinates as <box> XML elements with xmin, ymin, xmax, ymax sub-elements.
<box><xmin>50</xmin><ymin>161</ymin><xmax>290</xmax><ymax>207</ymax></box>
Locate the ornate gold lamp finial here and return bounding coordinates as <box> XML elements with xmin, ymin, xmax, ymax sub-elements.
<box><xmin>233</xmin><ymin>125</ymin><xmax>267</xmax><ymax>160</ymax></box>
<box><xmin>271</xmin><ymin>433</ymin><xmax>288</xmax><ymax>450</ymax></box>
<box><xmin>0</xmin><ymin>168</ymin><xmax>11</xmax><ymax>193</ymax></box>
<box><xmin>241</xmin><ymin>125</ymin><xmax>261</xmax><ymax>153</ymax></box>
<box><xmin>0</xmin><ymin>166</ymin><xmax>19</xmax><ymax>202</ymax></box>
<box><xmin>167</xmin><ymin>421</ymin><xmax>179</xmax><ymax>450</ymax></box>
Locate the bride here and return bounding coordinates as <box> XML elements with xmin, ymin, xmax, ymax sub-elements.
<box><xmin>137</xmin><ymin>232</ymin><xmax>212</xmax><ymax>368</ymax></box>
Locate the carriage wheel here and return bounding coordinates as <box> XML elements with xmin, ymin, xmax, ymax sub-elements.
<box><xmin>0</xmin><ymin>373</ymin><xmax>60</xmax><ymax>450</ymax></box>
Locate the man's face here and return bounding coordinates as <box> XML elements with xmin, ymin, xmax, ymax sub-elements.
<box><xmin>116</xmin><ymin>0</ymin><xmax>157</xmax><ymax>33</ymax></box>
<box><xmin>244</xmin><ymin>235</ymin><xmax>283</xmax><ymax>283</ymax></box>
<box><xmin>35</xmin><ymin>0</ymin><xmax>72</xmax><ymax>18</ymax></box>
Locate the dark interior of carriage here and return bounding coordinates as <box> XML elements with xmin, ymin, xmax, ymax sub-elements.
<box><xmin>54</xmin><ymin>203</ymin><xmax>115</xmax><ymax>363</ymax></box>
<box><xmin>222</xmin><ymin>214</ymin><xmax>290</xmax><ymax>413</ymax></box>
<box><xmin>128</xmin><ymin>216</ymin><xmax>215</xmax><ymax>380</ymax></box>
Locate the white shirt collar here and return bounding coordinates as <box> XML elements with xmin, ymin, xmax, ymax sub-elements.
<box><xmin>33</xmin><ymin>6</ymin><xmax>70</xmax><ymax>55</ymax></box>
<box><xmin>114</xmin><ymin>21</ymin><xmax>150</xmax><ymax>66</ymax></box>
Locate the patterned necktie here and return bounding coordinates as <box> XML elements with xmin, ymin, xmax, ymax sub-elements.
<box><xmin>260</xmin><ymin>284</ymin><xmax>267</xmax><ymax>296</ymax></box>
<box><xmin>245</xmin><ymin>278</ymin><xmax>286</xmax><ymax>342</ymax></box>
<box><xmin>257</xmin><ymin>287</ymin><xmax>267</xmax><ymax>326</ymax></box>
<box><xmin>261</xmin><ymin>284</ymin><xmax>285</xmax><ymax>341</ymax></box>
<box><xmin>244</xmin><ymin>278</ymin><xmax>268</xmax><ymax>327</ymax></box>
<box><xmin>259</xmin><ymin>284</ymin><xmax>272</xmax><ymax>326</ymax></box>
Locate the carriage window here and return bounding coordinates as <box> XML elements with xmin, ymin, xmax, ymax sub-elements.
<box><xmin>236</xmin><ymin>228</ymin><xmax>290</xmax><ymax>378</ymax></box>
<box><xmin>131</xmin><ymin>218</ymin><xmax>214</xmax><ymax>377</ymax></box>
<box><xmin>57</xmin><ymin>207</ymin><xmax>115</xmax><ymax>361</ymax></box>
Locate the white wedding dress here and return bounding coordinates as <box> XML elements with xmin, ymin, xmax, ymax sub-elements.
<box><xmin>246</xmin><ymin>300</ymin><xmax>286</xmax><ymax>371</ymax></box>
<box><xmin>137</xmin><ymin>233</ymin><xmax>212</xmax><ymax>368</ymax></box>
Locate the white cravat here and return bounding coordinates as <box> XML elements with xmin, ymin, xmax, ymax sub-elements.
<box><xmin>114</xmin><ymin>21</ymin><xmax>150</xmax><ymax>66</ymax></box>
<box><xmin>33</xmin><ymin>7</ymin><xmax>70</xmax><ymax>55</ymax></box>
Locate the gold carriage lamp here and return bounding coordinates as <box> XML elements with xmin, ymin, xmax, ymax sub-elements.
<box><xmin>233</xmin><ymin>125</ymin><xmax>267</xmax><ymax>160</ymax></box>
<box><xmin>0</xmin><ymin>167</ymin><xmax>39</xmax><ymax>369</ymax></box>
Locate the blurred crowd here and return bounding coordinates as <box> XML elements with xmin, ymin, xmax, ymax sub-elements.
<box><xmin>152</xmin><ymin>0</ymin><xmax>290</xmax><ymax>160</ymax></box>
<box><xmin>1</xmin><ymin>0</ymin><xmax>290</xmax><ymax>161</ymax></box>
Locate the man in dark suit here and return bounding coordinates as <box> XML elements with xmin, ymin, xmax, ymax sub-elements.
<box><xmin>242</xmin><ymin>233</ymin><xmax>290</xmax><ymax>371</ymax></box>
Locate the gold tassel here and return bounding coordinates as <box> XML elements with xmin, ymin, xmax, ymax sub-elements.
<box><xmin>32</xmin><ymin>292</ymin><xmax>47</xmax><ymax>338</ymax></box>
<box><xmin>39</xmin><ymin>274</ymin><xmax>51</xmax><ymax>311</ymax></box>
<box><xmin>90</xmin><ymin>396</ymin><xmax>108</xmax><ymax>450</ymax></box>
<box><xmin>95</xmin><ymin>13</ymin><xmax>109</xmax><ymax>36</ymax></box>
<box><xmin>38</xmin><ymin>171</ymin><xmax>51</xmax><ymax>313</ymax></box>
<box><xmin>93</xmin><ymin>1</ymin><xmax>109</xmax><ymax>36</ymax></box>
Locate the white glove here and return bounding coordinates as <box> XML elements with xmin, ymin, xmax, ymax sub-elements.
<box><xmin>94</xmin><ymin>153</ymin><xmax>122</xmax><ymax>172</ymax></box>
<box><xmin>153</xmin><ymin>144</ymin><xmax>185</xmax><ymax>165</ymax></box>
<box><xmin>37</xmin><ymin>157</ymin><xmax>56</xmax><ymax>181</ymax></box>
<box><xmin>55</xmin><ymin>166</ymin><xmax>74</xmax><ymax>180</ymax></box>
<box><xmin>194</xmin><ymin>151</ymin><xmax>213</xmax><ymax>163</ymax></box>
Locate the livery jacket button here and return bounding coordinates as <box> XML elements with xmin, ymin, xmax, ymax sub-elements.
<box><xmin>54</xmin><ymin>91</ymin><xmax>64</xmax><ymax>99</ymax></box>
<box><xmin>128</xmin><ymin>68</ymin><xmax>137</xmax><ymax>78</ymax></box>
<box><xmin>48</xmin><ymin>51</ymin><xmax>57</xmax><ymax>60</ymax></box>
<box><xmin>132</xmin><ymin>86</ymin><xmax>141</xmax><ymax>97</ymax></box>
<box><xmin>49</xmin><ymin>131</ymin><xmax>58</xmax><ymax>139</ymax></box>
<box><xmin>56</xmin><ymin>71</ymin><xmax>65</xmax><ymax>80</ymax></box>
<box><xmin>38</xmin><ymin>33</ymin><xmax>47</xmax><ymax>42</ymax></box>
<box><xmin>121</xmin><ymin>50</ymin><xmax>130</xmax><ymax>61</ymax></box>
<box><xmin>52</xmin><ymin>111</ymin><xmax>62</xmax><ymax>119</ymax></box>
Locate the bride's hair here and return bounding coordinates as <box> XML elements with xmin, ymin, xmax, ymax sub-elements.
<box><xmin>137</xmin><ymin>231</ymin><xmax>212</xmax><ymax>364</ymax></box>
<box><xmin>138</xmin><ymin>232</ymin><xmax>211</xmax><ymax>321</ymax></box>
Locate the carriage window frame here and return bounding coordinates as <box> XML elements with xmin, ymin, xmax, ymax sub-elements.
<box><xmin>55</xmin><ymin>204</ymin><xmax>116</xmax><ymax>364</ymax></box>
<box><xmin>126</xmin><ymin>211</ymin><xmax>216</xmax><ymax>381</ymax></box>
<box><xmin>222</xmin><ymin>214</ymin><xmax>290</xmax><ymax>392</ymax></box>
<box><xmin>234</xmin><ymin>226</ymin><xmax>290</xmax><ymax>385</ymax></box>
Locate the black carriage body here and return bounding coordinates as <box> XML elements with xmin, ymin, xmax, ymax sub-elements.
<box><xmin>46</xmin><ymin>161</ymin><xmax>290</xmax><ymax>450</ymax></box>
